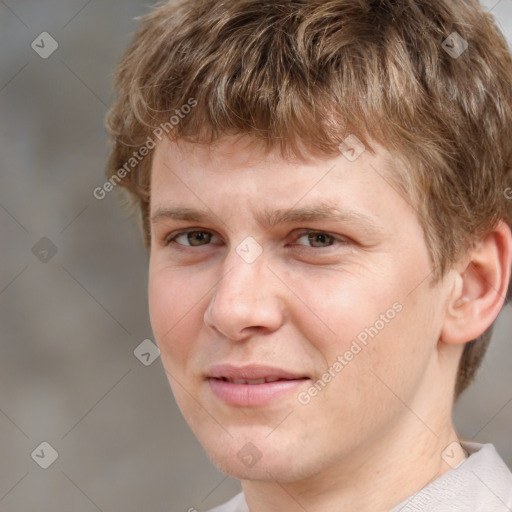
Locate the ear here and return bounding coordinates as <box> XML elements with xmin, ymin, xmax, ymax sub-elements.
<box><xmin>441</xmin><ymin>220</ymin><xmax>512</xmax><ymax>345</ymax></box>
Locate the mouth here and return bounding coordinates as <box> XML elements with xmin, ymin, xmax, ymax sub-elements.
<box><xmin>206</xmin><ymin>364</ymin><xmax>310</xmax><ymax>407</ymax></box>
<box><xmin>213</xmin><ymin>376</ymin><xmax>301</xmax><ymax>384</ymax></box>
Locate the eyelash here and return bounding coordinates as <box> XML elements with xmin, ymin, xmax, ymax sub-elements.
<box><xmin>163</xmin><ymin>228</ymin><xmax>349</xmax><ymax>250</ymax></box>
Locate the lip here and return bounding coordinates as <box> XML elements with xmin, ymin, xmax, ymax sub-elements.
<box><xmin>206</xmin><ymin>364</ymin><xmax>310</xmax><ymax>407</ymax></box>
<box><xmin>206</xmin><ymin>364</ymin><xmax>307</xmax><ymax>381</ymax></box>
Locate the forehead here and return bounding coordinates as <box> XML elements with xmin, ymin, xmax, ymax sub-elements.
<box><xmin>150</xmin><ymin>134</ymin><xmax>413</xmax><ymax>218</ymax></box>
<box><xmin>151</xmin><ymin>134</ymin><xmax>401</xmax><ymax>188</ymax></box>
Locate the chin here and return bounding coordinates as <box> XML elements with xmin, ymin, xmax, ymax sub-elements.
<box><xmin>197</xmin><ymin>428</ymin><xmax>322</xmax><ymax>482</ymax></box>
<box><xmin>207</xmin><ymin>450</ymin><xmax>299</xmax><ymax>481</ymax></box>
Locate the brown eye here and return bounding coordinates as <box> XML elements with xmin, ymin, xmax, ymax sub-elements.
<box><xmin>168</xmin><ymin>230</ymin><xmax>216</xmax><ymax>246</ymax></box>
<box><xmin>297</xmin><ymin>232</ymin><xmax>337</xmax><ymax>248</ymax></box>
<box><xmin>186</xmin><ymin>231</ymin><xmax>212</xmax><ymax>246</ymax></box>
<box><xmin>308</xmin><ymin>232</ymin><xmax>335</xmax><ymax>247</ymax></box>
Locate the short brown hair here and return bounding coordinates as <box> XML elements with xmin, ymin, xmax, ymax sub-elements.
<box><xmin>105</xmin><ymin>0</ymin><xmax>512</xmax><ymax>399</ymax></box>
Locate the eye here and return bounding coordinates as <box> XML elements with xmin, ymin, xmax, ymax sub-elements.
<box><xmin>294</xmin><ymin>230</ymin><xmax>347</xmax><ymax>248</ymax></box>
<box><xmin>166</xmin><ymin>229</ymin><xmax>220</xmax><ymax>247</ymax></box>
<box><xmin>163</xmin><ymin>228</ymin><xmax>347</xmax><ymax>250</ymax></box>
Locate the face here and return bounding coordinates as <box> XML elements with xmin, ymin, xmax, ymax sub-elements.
<box><xmin>148</xmin><ymin>135</ymin><xmax>451</xmax><ymax>482</ymax></box>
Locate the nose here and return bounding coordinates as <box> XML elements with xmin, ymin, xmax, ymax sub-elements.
<box><xmin>203</xmin><ymin>249</ymin><xmax>285</xmax><ymax>341</ymax></box>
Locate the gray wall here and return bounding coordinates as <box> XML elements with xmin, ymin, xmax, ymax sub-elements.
<box><xmin>0</xmin><ymin>1</ymin><xmax>510</xmax><ymax>510</ymax></box>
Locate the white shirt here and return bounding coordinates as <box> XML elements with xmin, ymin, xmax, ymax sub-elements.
<box><xmin>206</xmin><ymin>442</ymin><xmax>512</xmax><ymax>512</ymax></box>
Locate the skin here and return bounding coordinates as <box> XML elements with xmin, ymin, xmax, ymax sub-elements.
<box><xmin>148</xmin><ymin>134</ymin><xmax>512</xmax><ymax>512</ymax></box>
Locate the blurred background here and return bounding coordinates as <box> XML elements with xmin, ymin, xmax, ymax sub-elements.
<box><xmin>0</xmin><ymin>1</ymin><xmax>511</xmax><ymax>510</ymax></box>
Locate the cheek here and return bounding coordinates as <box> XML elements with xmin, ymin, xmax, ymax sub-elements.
<box><xmin>148</xmin><ymin>268</ymin><xmax>207</xmax><ymax>365</ymax></box>
<box><xmin>285</xmin><ymin>264</ymin><xmax>399</xmax><ymax>356</ymax></box>
<box><xmin>327</xmin><ymin>285</ymin><xmax>439</xmax><ymax>411</ymax></box>
<box><xmin>290</xmin><ymin>261</ymin><xmax>436</xmax><ymax>388</ymax></box>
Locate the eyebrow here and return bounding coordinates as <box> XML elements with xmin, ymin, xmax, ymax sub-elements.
<box><xmin>151</xmin><ymin>202</ymin><xmax>382</xmax><ymax>235</ymax></box>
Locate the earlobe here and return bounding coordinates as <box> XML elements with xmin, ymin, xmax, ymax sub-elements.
<box><xmin>441</xmin><ymin>221</ymin><xmax>512</xmax><ymax>346</ymax></box>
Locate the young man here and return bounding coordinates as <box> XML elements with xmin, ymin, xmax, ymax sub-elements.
<box><xmin>105</xmin><ymin>0</ymin><xmax>512</xmax><ymax>510</ymax></box>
